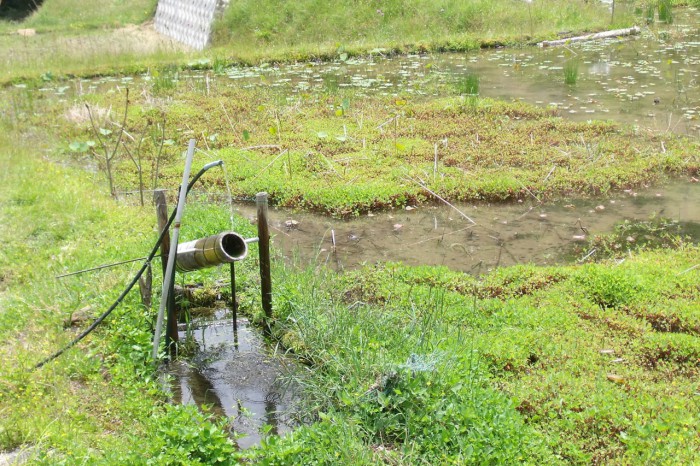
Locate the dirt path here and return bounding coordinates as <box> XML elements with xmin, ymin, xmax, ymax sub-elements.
<box><xmin>0</xmin><ymin>22</ymin><xmax>188</xmax><ymax>81</ymax></box>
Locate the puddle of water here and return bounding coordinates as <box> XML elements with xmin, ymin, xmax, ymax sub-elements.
<box><xmin>168</xmin><ymin>315</ymin><xmax>301</xmax><ymax>449</ymax></box>
<box><xmin>235</xmin><ymin>180</ymin><xmax>700</xmax><ymax>272</ymax></box>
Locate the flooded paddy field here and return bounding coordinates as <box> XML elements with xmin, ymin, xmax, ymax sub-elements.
<box><xmin>40</xmin><ymin>9</ymin><xmax>700</xmax><ymax>135</ymax></box>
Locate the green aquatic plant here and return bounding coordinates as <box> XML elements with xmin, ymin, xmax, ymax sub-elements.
<box><xmin>658</xmin><ymin>0</ymin><xmax>673</xmax><ymax>23</ymax></box>
<box><xmin>564</xmin><ymin>60</ymin><xmax>579</xmax><ymax>85</ymax></box>
<box><xmin>456</xmin><ymin>73</ymin><xmax>480</xmax><ymax>96</ymax></box>
<box><xmin>643</xmin><ymin>3</ymin><xmax>656</xmax><ymax>24</ymax></box>
<box><xmin>150</xmin><ymin>65</ymin><xmax>179</xmax><ymax>94</ymax></box>
<box><xmin>576</xmin><ymin>216</ymin><xmax>695</xmax><ymax>262</ymax></box>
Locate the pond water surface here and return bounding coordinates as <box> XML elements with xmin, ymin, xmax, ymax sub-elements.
<box><xmin>235</xmin><ymin>179</ymin><xmax>700</xmax><ymax>272</ymax></box>
<box><xmin>32</xmin><ymin>9</ymin><xmax>700</xmax><ymax>136</ymax></box>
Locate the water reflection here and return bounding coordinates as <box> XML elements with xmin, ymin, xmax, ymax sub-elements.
<box><xmin>169</xmin><ymin>317</ymin><xmax>299</xmax><ymax>449</ymax></box>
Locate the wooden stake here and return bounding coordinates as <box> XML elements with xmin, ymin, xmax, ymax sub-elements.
<box><xmin>256</xmin><ymin>192</ymin><xmax>273</xmax><ymax>331</ymax></box>
<box><xmin>154</xmin><ymin>189</ymin><xmax>178</xmax><ymax>356</ymax></box>
<box><xmin>230</xmin><ymin>261</ymin><xmax>237</xmax><ymax>331</ymax></box>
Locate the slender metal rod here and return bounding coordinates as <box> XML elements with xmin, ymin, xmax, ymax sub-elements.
<box><xmin>230</xmin><ymin>261</ymin><xmax>237</xmax><ymax>331</ymax></box>
<box><xmin>55</xmin><ymin>256</ymin><xmax>150</xmax><ymax>278</ymax></box>
<box><xmin>153</xmin><ymin>139</ymin><xmax>196</xmax><ymax>360</ymax></box>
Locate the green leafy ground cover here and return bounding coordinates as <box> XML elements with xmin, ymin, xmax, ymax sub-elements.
<box><xmin>256</xmin><ymin>248</ymin><xmax>700</xmax><ymax>464</ymax></box>
<box><xmin>1</xmin><ymin>1</ymin><xmax>699</xmax><ymax>464</ymax></box>
<box><xmin>46</xmin><ymin>82</ymin><xmax>699</xmax><ymax>217</ymax></box>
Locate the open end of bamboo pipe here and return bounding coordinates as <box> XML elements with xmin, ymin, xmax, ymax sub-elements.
<box><xmin>176</xmin><ymin>231</ymin><xmax>249</xmax><ymax>272</ymax></box>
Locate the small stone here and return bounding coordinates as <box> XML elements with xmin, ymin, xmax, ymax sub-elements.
<box><xmin>393</xmin><ymin>224</ymin><xmax>403</xmax><ymax>231</ymax></box>
<box><xmin>572</xmin><ymin>235</ymin><xmax>587</xmax><ymax>241</ymax></box>
<box><xmin>595</xmin><ymin>205</ymin><xmax>605</xmax><ymax>211</ymax></box>
<box><xmin>405</xmin><ymin>206</ymin><xmax>415</xmax><ymax>211</ymax></box>
<box><xmin>539</xmin><ymin>213</ymin><xmax>548</xmax><ymax>219</ymax></box>
<box><xmin>626</xmin><ymin>236</ymin><xmax>635</xmax><ymax>243</ymax></box>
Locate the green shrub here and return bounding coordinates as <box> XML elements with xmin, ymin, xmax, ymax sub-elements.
<box><xmin>575</xmin><ymin>265</ymin><xmax>641</xmax><ymax>309</ymax></box>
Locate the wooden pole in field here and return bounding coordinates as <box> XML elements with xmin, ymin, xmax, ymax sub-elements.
<box><xmin>154</xmin><ymin>189</ymin><xmax>178</xmax><ymax>356</ymax></box>
<box><xmin>256</xmin><ymin>192</ymin><xmax>272</xmax><ymax>331</ymax></box>
<box><xmin>230</xmin><ymin>262</ymin><xmax>238</xmax><ymax>331</ymax></box>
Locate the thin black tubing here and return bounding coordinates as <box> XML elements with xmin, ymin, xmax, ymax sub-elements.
<box><xmin>34</xmin><ymin>160</ymin><xmax>223</xmax><ymax>370</ymax></box>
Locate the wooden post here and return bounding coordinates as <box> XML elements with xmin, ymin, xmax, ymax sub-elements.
<box><xmin>256</xmin><ymin>192</ymin><xmax>272</xmax><ymax>330</ymax></box>
<box><xmin>154</xmin><ymin>189</ymin><xmax>178</xmax><ymax>355</ymax></box>
<box><xmin>230</xmin><ymin>262</ymin><xmax>237</xmax><ymax>331</ymax></box>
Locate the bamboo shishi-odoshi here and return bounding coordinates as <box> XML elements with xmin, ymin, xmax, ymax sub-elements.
<box><xmin>176</xmin><ymin>231</ymin><xmax>249</xmax><ymax>272</ymax></box>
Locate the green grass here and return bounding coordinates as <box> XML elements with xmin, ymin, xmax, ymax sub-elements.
<box><xmin>212</xmin><ymin>0</ymin><xmax>634</xmax><ymax>61</ymax></box>
<box><xmin>0</xmin><ymin>0</ymin><xmax>158</xmax><ymax>33</ymax></box>
<box><xmin>563</xmin><ymin>60</ymin><xmax>579</xmax><ymax>85</ymax></box>
<box><xmin>0</xmin><ymin>0</ymin><xmax>186</xmax><ymax>83</ymax></box>
<box><xmin>253</xmin><ymin>251</ymin><xmax>700</xmax><ymax>463</ymax></box>
<box><xmin>47</xmin><ymin>82</ymin><xmax>700</xmax><ymax>217</ymax></box>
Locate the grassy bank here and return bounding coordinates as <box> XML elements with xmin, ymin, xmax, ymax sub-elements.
<box><xmin>253</xmin><ymin>248</ymin><xmax>700</xmax><ymax>463</ymax></box>
<box><xmin>0</xmin><ymin>0</ymin><xmax>157</xmax><ymax>33</ymax></box>
<box><xmin>0</xmin><ymin>0</ymin><xmax>635</xmax><ymax>84</ymax></box>
<box><xmin>212</xmin><ymin>0</ymin><xmax>634</xmax><ymax>61</ymax></box>
<box><xmin>0</xmin><ymin>0</ymin><xmax>183</xmax><ymax>84</ymax></box>
<box><xmin>41</xmin><ymin>81</ymin><xmax>699</xmax><ymax>217</ymax></box>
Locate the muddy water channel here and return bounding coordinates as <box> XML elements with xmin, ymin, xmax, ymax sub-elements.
<box><xmin>237</xmin><ymin>180</ymin><xmax>700</xmax><ymax>272</ymax></box>
<box><xmin>168</xmin><ymin>314</ymin><xmax>301</xmax><ymax>449</ymax></box>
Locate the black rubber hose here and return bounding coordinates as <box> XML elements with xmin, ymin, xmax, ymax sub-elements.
<box><xmin>34</xmin><ymin>161</ymin><xmax>223</xmax><ymax>370</ymax></box>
